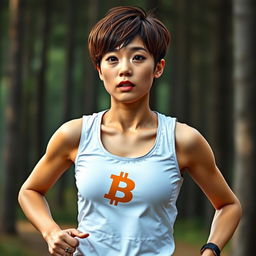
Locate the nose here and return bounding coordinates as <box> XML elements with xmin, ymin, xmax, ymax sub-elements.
<box><xmin>118</xmin><ymin>59</ymin><xmax>132</xmax><ymax>77</ymax></box>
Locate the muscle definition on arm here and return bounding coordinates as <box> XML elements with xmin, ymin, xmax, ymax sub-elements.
<box><xmin>175</xmin><ymin>123</ymin><xmax>242</xmax><ymax>255</ymax></box>
<box><xmin>18</xmin><ymin>120</ymin><xmax>89</xmax><ymax>255</ymax></box>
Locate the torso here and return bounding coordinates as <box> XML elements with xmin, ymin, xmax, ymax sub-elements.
<box><xmin>73</xmin><ymin>112</ymin><xmax>183</xmax><ymax>256</ymax></box>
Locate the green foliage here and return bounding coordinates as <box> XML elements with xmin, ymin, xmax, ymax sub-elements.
<box><xmin>48</xmin><ymin>186</ymin><xmax>78</xmax><ymax>224</ymax></box>
<box><xmin>97</xmin><ymin>81</ymin><xmax>110</xmax><ymax>111</ymax></box>
<box><xmin>174</xmin><ymin>219</ymin><xmax>208</xmax><ymax>245</ymax></box>
<box><xmin>45</xmin><ymin>47</ymin><xmax>65</xmax><ymax>134</ymax></box>
<box><xmin>0</xmin><ymin>235</ymin><xmax>36</xmax><ymax>256</ymax></box>
<box><xmin>0</xmin><ymin>80</ymin><xmax>7</xmax><ymax>185</ymax></box>
<box><xmin>174</xmin><ymin>219</ymin><xmax>231</xmax><ymax>253</ymax></box>
<box><xmin>156</xmin><ymin>81</ymin><xmax>171</xmax><ymax>115</ymax></box>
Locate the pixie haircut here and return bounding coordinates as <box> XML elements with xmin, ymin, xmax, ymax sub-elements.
<box><xmin>88</xmin><ymin>6</ymin><xmax>171</xmax><ymax>67</ymax></box>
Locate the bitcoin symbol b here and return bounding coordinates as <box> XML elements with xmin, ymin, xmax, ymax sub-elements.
<box><xmin>104</xmin><ymin>172</ymin><xmax>135</xmax><ymax>206</ymax></box>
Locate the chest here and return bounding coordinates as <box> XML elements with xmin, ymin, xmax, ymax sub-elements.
<box><xmin>75</xmin><ymin>155</ymin><xmax>181</xmax><ymax>208</ymax></box>
<box><xmin>100</xmin><ymin>125</ymin><xmax>158</xmax><ymax>158</ymax></box>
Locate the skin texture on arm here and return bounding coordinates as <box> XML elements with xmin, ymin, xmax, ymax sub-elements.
<box><xmin>175</xmin><ymin>123</ymin><xmax>242</xmax><ymax>255</ymax></box>
<box><xmin>18</xmin><ymin>119</ymin><xmax>89</xmax><ymax>256</ymax></box>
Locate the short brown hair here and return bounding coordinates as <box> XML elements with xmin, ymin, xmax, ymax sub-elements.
<box><xmin>88</xmin><ymin>6</ymin><xmax>171</xmax><ymax>67</ymax></box>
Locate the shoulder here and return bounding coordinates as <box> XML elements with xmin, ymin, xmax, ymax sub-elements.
<box><xmin>57</xmin><ymin>118</ymin><xmax>83</xmax><ymax>145</ymax></box>
<box><xmin>175</xmin><ymin>122</ymin><xmax>203</xmax><ymax>151</ymax></box>
<box><xmin>175</xmin><ymin>122</ymin><xmax>215</xmax><ymax>170</ymax></box>
<box><xmin>46</xmin><ymin>118</ymin><xmax>83</xmax><ymax>160</ymax></box>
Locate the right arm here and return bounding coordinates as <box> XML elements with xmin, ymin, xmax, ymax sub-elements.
<box><xmin>18</xmin><ymin>119</ymin><xmax>89</xmax><ymax>256</ymax></box>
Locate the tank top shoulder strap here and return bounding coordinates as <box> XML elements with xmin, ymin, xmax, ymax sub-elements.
<box><xmin>157</xmin><ymin>113</ymin><xmax>176</xmax><ymax>147</ymax></box>
<box><xmin>75</xmin><ymin>111</ymin><xmax>105</xmax><ymax>164</ymax></box>
<box><xmin>157</xmin><ymin>113</ymin><xmax>180</xmax><ymax>172</ymax></box>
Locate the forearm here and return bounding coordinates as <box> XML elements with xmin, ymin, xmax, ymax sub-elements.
<box><xmin>203</xmin><ymin>201</ymin><xmax>242</xmax><ymax>254</ymax></box>
<box><xmin>18</xmin><ymin>188</ymin><xmax>61</xmax><ymax>238</ymax></box>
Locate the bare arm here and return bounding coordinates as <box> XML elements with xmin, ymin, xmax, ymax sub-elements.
<box><xmin>18</xmin><ymin>119</ymin><xmax>89</xmax><ymax>256</ymax></box>
<box><xmin>176</xmin><ymin>123</ymin><xmax>242</xmax><ymax>256</ymax></box>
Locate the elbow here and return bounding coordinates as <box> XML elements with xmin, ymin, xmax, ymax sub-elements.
<box><xmin>216</xmin><ymin>197</ymin><xmax>242</xmax><ymax>225</ymax></box>
<box><xmin>18</xmin><ymin>185</ymin><xmax>25</xmax><ymax>207</ymax></box>
<box><xmin>18</xmin><ymin>185</ymin><xmax>45</xmax><ymax>206</ymax></box>
<box><xmin>18</xmin><ymin>185</ymin><xmax>31</xmax><ymax>207</ymax></box>
<box><xmin>231</xmin><ymin>198</ymin><xmax>242</xmax><ymax>231</ymax></box>
<box><xmin>223</xmin><ymin>197</ymin><xmax>242</xmax><ymax>226</ymax></box>
<box><xmin>235</xmin><ymin>198</ymin><xmax>242</xmax><ymax>222</ymax></box>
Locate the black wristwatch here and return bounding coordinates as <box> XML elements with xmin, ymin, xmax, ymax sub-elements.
<box><xmin>200</xmin><ymin>242</ymin><xmax>221</xmax><ymax>256</ymax></box>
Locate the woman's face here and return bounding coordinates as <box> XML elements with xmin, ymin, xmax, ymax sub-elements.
<box><xmin>97</xmin><ymin>36</ymin><xmax>165</xmax><ymax>105</ymax></box>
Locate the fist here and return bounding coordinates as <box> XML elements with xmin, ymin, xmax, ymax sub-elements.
<box><xmin>45</xmin><ymin>228</ymin><xmax>89</xmax><ymax>256</ymax></box>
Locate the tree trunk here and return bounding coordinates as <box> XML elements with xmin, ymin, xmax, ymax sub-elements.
<box><xmin>1</xmin><ymin>0</ymin><xmax>24</xmax><ymax>234</ymax></box>
<box><xmin>171</xmin><ymin>0</ymin><xmax>191</xmax><ymax>122</ymax></box>
<box><xmin>20</xmin><ymin>0</ymin><xmax>38</xmax><ymax>181</ymax></box>
<box><xmin>0</xmin><ymin>1</ymin><xmax>5</xmax><ymax>80</ymax></box>
<box><xmin>147</xmin><ymin>0</ymin><xmax>160</xmax><ymax>110</ymax></box>
<box><xmin>83</xmin><ymin>0</ymin><xmax>99</xmax><ymax>114</ymax></box>
<box><xmin>35</xmin><ymin>0</ymin><xmax>51</xmax><ymax>160</ymax></box>
<box><xmin>232</xmin><ymin>0</ymin><xmax>256</xmax><ymax>254</ymax></box>
<box><xmin>55</xmin><ymin>0</ymin><xmax>77</xmax><ymax>209</ymax></box>
<box><xmin>180</xmin><ymin>0</ymin><xmax>207</xmax><ymax>219</ymax></box>
<box><xmin>173</xmin><ymin>0</ymin><xmax>194</xmax><ymax>218</ymax></box>
<box><xmin>210</xmin><ymin>0</ymin><xmax>233</xmax><ymax>180</ymax></box>
<box><xmin>204</xmin><ymin>0</ymin><xmax>233</xmax><ymax>225</ymax></box>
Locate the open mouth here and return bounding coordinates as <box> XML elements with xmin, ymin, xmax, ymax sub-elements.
<box><xmin>117</xmin><ymin>81</ymin><xmax>135</xmax><ymax>88</ymax></box>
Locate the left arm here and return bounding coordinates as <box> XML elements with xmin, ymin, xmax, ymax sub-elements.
<box><xmin>176</xmin><ymin>124</ymin><xmax>242</xmax><ymax>255</ymax></box>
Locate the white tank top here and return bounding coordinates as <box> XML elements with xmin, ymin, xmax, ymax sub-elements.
<box><xmin>74</xmin><ymin>110</ymin><xmax>183</xmax><ymax>256</ymax></box>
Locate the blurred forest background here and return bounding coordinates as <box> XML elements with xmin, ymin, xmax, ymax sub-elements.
<box><xmin>0</xmin><ymin>0</ymin><xmax>255</xmax><ymax>255</ymax></box>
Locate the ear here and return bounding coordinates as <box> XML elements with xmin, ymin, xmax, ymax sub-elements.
<box><xmin>154</xmin><ymin>59</ymin><xmax>165</xmax><ymax>78</ymax></box>
<box><xmin>96</xmin><ymin>65</ymin><xmax>103</xmax><ymax>80</ymax></box>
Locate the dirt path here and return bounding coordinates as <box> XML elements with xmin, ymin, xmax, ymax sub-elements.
<box><xmin>17</xmin><ymin>221</ymin><xmax>229</xmax><ymax>256</ymax></box>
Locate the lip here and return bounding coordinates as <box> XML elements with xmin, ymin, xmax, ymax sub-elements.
<box><xmin>117</xmin><ymin>81</ymin><xmax>135</xmax><ymax>87</ymax></box>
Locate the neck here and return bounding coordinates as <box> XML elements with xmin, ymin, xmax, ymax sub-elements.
<box><xmin>103</xmin><ymin>95</ymin><xmax>156</xmax><ymax>131</ymax></box>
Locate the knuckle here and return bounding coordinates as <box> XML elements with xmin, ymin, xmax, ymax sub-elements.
<box><xmin>52</xmin><ymin>243</ymin><xmax>60</xmax><ymax>250</ymax></box>
<box><xmin>59</xmin><ymin>232</ymin><xmax>66</xmax><ymax>239</ymax></box>
<box><xmin>56</xmin><ymin>240</ymin><xmax>62</xmax><ymax>246</ymax></box>
<box><xmin>52</xmin><ymin>241</ymin><xmax>58</xmax><ymax>248</ymax></box>
<box><xmin>71</xmin><ymin>239</ymin><xmax>79</xmax><ymax>247</ymax></box>
<box><xmin>49</xmin><ymin>248</ymin><xmax>54</xmax><ymax>254</ymax></box>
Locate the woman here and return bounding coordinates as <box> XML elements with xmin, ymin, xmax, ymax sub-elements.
<box><xmin>18</xmin><ymin>6</ymin><xmax>241</xmax><ymax>256</ymax></box>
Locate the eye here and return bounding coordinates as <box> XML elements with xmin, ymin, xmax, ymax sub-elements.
<box><xmin>106</xmin><ymin>56</ymin><xmax>118</xmax><ymax>63</ymax></box>
<box><xmin>133</xmin><ymin>55</ymin><xmax>146</xmax><ymax>62</ymax></box>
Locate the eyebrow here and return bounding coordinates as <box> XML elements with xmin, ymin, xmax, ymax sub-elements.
<box><xmin>111</xmin><ymin>46</ymin><xmax>148</xmax><ymax>53</ymax></box>
<box><xmin>129</xmin><ymin>46</ymin><xmax>148</xmax><ymax>52</ymax></box>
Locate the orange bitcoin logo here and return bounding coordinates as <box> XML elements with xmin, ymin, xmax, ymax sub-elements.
<box><xmin>104</xmin><ymin>172</ymin><xmax>135</xmax><ymax>206</ymax></box>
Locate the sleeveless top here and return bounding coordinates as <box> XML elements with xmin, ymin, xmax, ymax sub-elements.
<box><xmin>74</xmin><ymin>110</ymin><xmax>183</xmax><ymax>256</ymax></box>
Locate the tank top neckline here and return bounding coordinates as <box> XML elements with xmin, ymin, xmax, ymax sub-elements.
<box><xmin>96</xmin><ymin>110</ymin><xmax>162</xmax><ymax>161</ymax></box>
